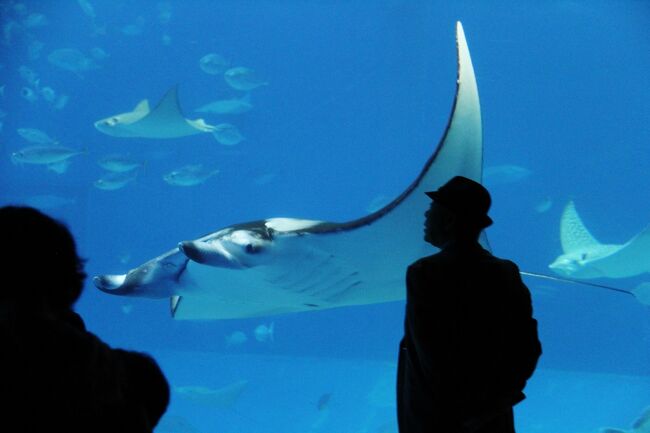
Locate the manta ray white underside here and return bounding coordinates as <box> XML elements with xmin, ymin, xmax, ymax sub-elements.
<box><xmin>94</xmin><ymin>22</ymin><xmax>485</xmax><ymax>319</ymax></box>
<box><xmin>94</xmin><ymin>85</ymin><xmax>217</xmax><ymax>139</ymax></box>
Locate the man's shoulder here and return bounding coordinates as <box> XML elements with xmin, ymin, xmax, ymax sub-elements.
<box><xmin>408</xmin><ymin>251</ymin><xmax>448</xmax><ymax>272</ymax></box>
<box><xmin>409</xmin><ymin>249</ymin><xmax>521</xmax><ymax>273</ymax></box>
<box><xmin>488</xmin><ymin>255</ymin><xmax>521</xmax><ymax>273</ymax></box>
<box><xmin>410</xmin><ymin>253</ymin><xmax>439</xmax><ymax>266</ymax></box>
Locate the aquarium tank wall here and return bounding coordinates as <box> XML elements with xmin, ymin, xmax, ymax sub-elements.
<box><xmin>1</xmin><ymin>1</ymin><xmax>649</xmax><ymax>432</ymax></box>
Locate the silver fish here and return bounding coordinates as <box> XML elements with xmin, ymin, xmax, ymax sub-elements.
<box><xmin>97</xmin><ymin>154</ymin><xmax>144</xmax><ymax>172</ymax></box>
<box><xmin>94</xmin><ymin>171</ymin><xmax>138</xmax><ymax>191</ymax></box>
<box><xmin>41</xmin><ymin>86</ymin><xmax>56</xmax><ymax>103</ymax></box>
<box><xmin>77</xmin><ymin>0</ymin><xmax>96</xmax><ymax>19</ymax></box>
<box><xmin>48</xmin><ymin>48</ymin><xmax>99</xmax><ymax>76</ymax></box>
<box><xmin>11</xmin><ymin>145</ymin><xmax>85</xmax><ymax>173</ymax></box>
<box><xmin>212</xmin><ymin>123</ymin><xmax>244</xmax><ymax>146</ymax></box>
<box><xmin>17</xmin><ymin>128</ymin><xmax>58</xmax><ymax>144</ymax></box>
<box><xmin>21</xmin><ymin>87</ymin><xmax>38</xmax><ymax>103</ymax></box>
<box><xmin>224</xmin><ymin>66</ymin><xmax>268</xmax><ymax>91</ymax></box>
<box><xmin>163</xmin><ymin>164</ymin><xmax>219</xmax><ymax>187</ymax></box>
<box><xmin>199</xmin><ymin>53</ymin><xmax>229</xmax><ymax>75</ymax></box>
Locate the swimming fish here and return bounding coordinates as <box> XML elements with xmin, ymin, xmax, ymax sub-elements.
<box><xmin>21</xmin><ymin>87</ymin><xmax>38</xmax><ymax>103</ymax></box>
<box><xmin>157</xmin><ymin>1</ymin><xmax>173</xmax><ymax>25</ymax></box>
<box><xmin>549</xmin><ymin>201</ymin><xmax>650</xmax><ymax>279</ymax></box>
<box><xmin>225</xmin><ymin>331</ymin><xmax>247</xmax><ymax>346</ymax></box>
<box><xmin>163</xmin><ymin>164</ymin><xmax>219</xmax><ymax>187</ymax></box>
<box><xmin>11</xmin><ymin>145</ymin><xmax>85</xmax><ymax>173</ymax></box>
<box><xmin>199</xmin><ymin>53</ymin><xmax>229</xmax><ymax>75</ymax></box>
<box><xmin>28</xmin><ymin>40</ymin><xmax>44</xmax><ymax>60</ymax></box>
<box><xmin>97</xmin><ymin>154</ymin><xmax>145</xmax><ymax>172</ymax></box>
<box><xmin>18</xmin><ymin>65</ymin><xmax>39</xmax><ymax>87</ymax></box>
<box><xmin>48</xmin><ymin>48</ymin><xmax>99</xmax><ymax>76</ymax></box>
<box><xmin>254</xmin><ymin>322</ymin><xmax>274</xmax><ymax>342</ymax></box>
<box><xmin>317</xmin><ymin>393</ymin><xmax>331</xmax><ymax>411</ymax></box>
<box><xmin>53</xmin><ymin>94</ymin><xmax>69</xmax><ymax>110</ymax></box>
<box><xmin>17</xmin><ymin>128</ymin><xmax>58</xmax><ymax>145</ymax></box>
<box><xmin>77</xmin><ymin>0</ymin><xmax>96</xmax><ymax>19</ymax></box>
<box><xmin>90</xmin><ymin>47</ymin><xmax>109</xmax><ymax>61</ymax></box>
<box><xmin>40</xmin><ymin>86</ymin><xmax>56</xmax><ymax>103</ymax></box>
<box><xmin>224</xmin><ymin>66</ymin><xmax>268</xmax><ymax>91</ymax></box>
<box><xmin>120</xmin><ymin>19</ymin><xmax>144</xmax><ymax>36</ymax></box>
<box><xmin>483</xmin><ymin>164</ymin><xmax>531</xmax><ymax>186</ymax></box>
<box><xmin>175</xmin><ymin>380</ymin><xmax>248</xmax><ymax>408</ymax></box>
<box><xmin>534</xmin><ymin>196</ymin><xmax>552</xmax><ymax>213</ymax></box>
<box><xmin>212</xmin><ymin>123</ymin><xmax>244</xmax><ymax>146</ymax></box>
<box><xmin>94</xmin><ymin>86</ymin><xmax>220</xmax><ymax>140</ymax></box>
<box><xmin>94</xmin><ymin>22</ymin><xmax>484</xmax><ymax>320</ymax></box>
<box><xmin>94</xmin><ymin>171</ymin><xmax>138</xmax><ymax>191</ymax></box>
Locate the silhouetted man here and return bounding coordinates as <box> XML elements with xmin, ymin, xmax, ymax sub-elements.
<box><xmin>397</xmin><ymin>176</ymin><xmax>542</xmax><ymax>433</ymax></box>
<box><xmin>0</xmin><ymin>206</ymin><xmax>170</xmax><ymax>433</ymax></box>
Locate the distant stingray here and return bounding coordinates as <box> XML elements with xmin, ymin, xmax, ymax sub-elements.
<box><xmin>549</xmin><ymin>201</ymin><xmax>650</xmax><ymax>279</ymax></box>
<box><xmin>94</xmin><ymin>86</ymin><xmax>220</xmax><ymax>140</ymax></box>
<box><xmin>175</xmin><ymin>380</ymin><xmax>248</xmax><ymax>408</ymax></box>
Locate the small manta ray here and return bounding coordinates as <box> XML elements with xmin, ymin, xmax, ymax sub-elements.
<box><xmin>549</xmin><ymin>201</ymin><xmax>650</xmax><ymax>279</ymax></box>
<box><xmin>94</xmin><ymin>85</ymin><xmax>220</xmax><ymax>140</ymax></box>
<box><xmin>94</xmin><ymin>22</ymin><xmax>484</xmax><ymax>319</ymax></box>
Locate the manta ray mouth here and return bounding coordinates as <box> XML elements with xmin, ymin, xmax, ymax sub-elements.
<box><xmin>94</xmin><ymin>274</ymin><xmax>131</xmax><ymax>294</ymax></box>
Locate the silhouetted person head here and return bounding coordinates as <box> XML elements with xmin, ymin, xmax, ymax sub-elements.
<box><xmin>423</xmin><ymin>176</ymin><xmax>492</xmax><ymax>247</ymax></box>
<box><xmin>0</xmin><ymin>206</ymin><xmax>86</xmax><ymax>313</ymax></box>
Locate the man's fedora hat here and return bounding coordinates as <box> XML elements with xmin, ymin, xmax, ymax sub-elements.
<box><xmin>425</xmin><ymin>176</ymin><xmax>493</xmax><ymax>228</ymax></box>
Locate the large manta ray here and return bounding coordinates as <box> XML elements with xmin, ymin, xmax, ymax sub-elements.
<box><xmin>94</xmin><ymin>22</ymin><xmax>484</xmax><ymax>319</ymax></box>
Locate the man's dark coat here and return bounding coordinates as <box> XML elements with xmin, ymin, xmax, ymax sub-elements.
<box><xmin>397</xmin><ymin>241</ymin><xmax>541</xmax><ymax>433</ymax></box>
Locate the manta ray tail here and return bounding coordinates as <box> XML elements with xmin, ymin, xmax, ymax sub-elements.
<box><xmin>520</xmin><ymin>271</ymin><xmax>634</xmax><ymax>297</ymax></box>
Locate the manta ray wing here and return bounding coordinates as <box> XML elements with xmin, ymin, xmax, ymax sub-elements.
<box><xmin>95</xmin><ymin>22</ymin><xmax>485</xmax><ymax>319</ymax></box>
<box><xmin>551</xmin><ymin>201</ymin><xmax>650</xmax><ymax>279</ymax></box>
<box><xmin>127</xmin><ymin>85</ymin><xmax>214</xmax><ymax>138</ymax></box>
<box><xmin>584</xmin><ymin>224</ymin><xmax>650</xmax><ymax>278</ymax></box>
<box><xmin>560</xmin><ymin>201</ymin><xmax>602</xmax><ymax>253</ymax></box>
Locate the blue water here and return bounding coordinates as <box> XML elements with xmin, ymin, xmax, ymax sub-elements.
<box><xmin>1</xmin><ymin>1</ymin><xmax>649</xmax><ymax>432</ymax></box>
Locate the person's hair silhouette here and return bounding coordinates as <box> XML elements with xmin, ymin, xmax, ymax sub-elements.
<box><xmin>397</xmin><ymin>177</ymin><xmax>542</xmax><ymax>433</ymax></box>
<box><xmin>1</xmin><ymin>205</ymin><xmax>86</xmax><ymax>312</ymax></box>
<box><xmin>0</xmin><ymin>205</ymin><xmax>170</xmax><ymax>433</ymax></box>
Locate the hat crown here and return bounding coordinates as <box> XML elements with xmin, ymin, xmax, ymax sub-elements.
<box><xmin>426</xmin><ymin>176</ymin><xmax>492</xmax><ymax>228</ymax></box>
